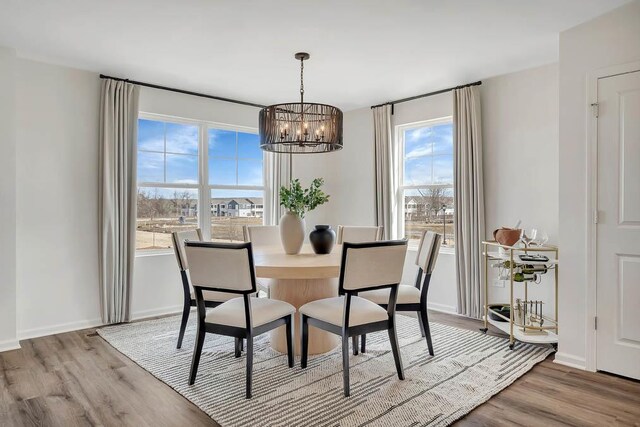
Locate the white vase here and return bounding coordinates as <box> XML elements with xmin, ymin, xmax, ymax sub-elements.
<box><xmin>280</xmin><ymin>211</ymin><xmax>305</xmax><ymax>255</ymax></box>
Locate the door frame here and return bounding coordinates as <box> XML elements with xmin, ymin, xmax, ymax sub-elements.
<box><xmin>586</xmin><ymin>60</ymin><xmax>640</xmax><ymax>373</ymax></box>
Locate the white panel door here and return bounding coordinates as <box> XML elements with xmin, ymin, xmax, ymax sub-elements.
<box><xmin>596</xmin><ymin>70</ymin><xmax>640</xmax><ymax>380</ymax></box>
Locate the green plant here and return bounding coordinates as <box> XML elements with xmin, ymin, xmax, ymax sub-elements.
<box><xmin>279</xmin><ymin>178</ymin><xmax>330</xmax><ymax>218</ymax></box>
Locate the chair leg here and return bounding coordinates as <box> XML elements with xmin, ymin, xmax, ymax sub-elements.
<box><xmin>352</xmin><ymin>335</ymin><xmax>359</xmax><ymax>355</ymax></box>
<box><xmin>188</xmin><ymin>327</ymin><xmax>205</xmax><ymax>385</ymax></box>
<box><xmin>388</xmin><ymin>322</ymin><xmax>405</xmax><ymax>381</ymax></box>
<box><xmin>246</xmin><ymin>336</ymin><xmax>253</xmax><ymax>399</ymax></box>
<box><xmin>342</xmin><ymin>335</ymin><xmax>350</xmax><ymax>397</ymax></box>
<box><xmin>301</xmin><ymin>315</ymin><xmax>309</xmax><ymax>369</ymax></box>
<box><xmin>286</xmin><ymin>315</ymin><xmax>294</xmax><ymax>368</ymax></box>
<box><xmin>417</xmin><ymin>311</ymin><xmax>426</xmax><ymax>337</ymax></box>
<box><xmin>360</xmin><ymin>334</ymin><xmax>366</xmax><ymax>353</ymax></box>
<box><xmin>240</xmin><ymin>338</ymin><xmax>244</xmax><ymax>352</ymax></box>
<box><xmin>419</xmin><ymin>307</ymin><xmax>434</xmax><ymax>356</ymax></box>
<box><xmin>234</xmin><ymin>338</ymin><xmax>242</xmax><ymax>358</ymax></box>
<box><xmin>176</xmin><ymin>300</ymin><xmax>191</xmax><ymax>349</ymax></box>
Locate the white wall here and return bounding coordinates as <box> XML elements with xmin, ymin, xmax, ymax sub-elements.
<box><xmin>334</xmin><ymin>71</ymin><xmax>561</xmax><ymax>316</ymax></box>
<box><xmin>0</xmin><ymin>46</ymin><xmax>18</xmax><ymax>351</ymax></box>
<box><xmin>558</xmin><ymin>0</ymin><xmax>640</xmax><ymax>370</ymax></box>
<box><xmin>481</xmin><ymin>63</ymin><xmax>559</xmax><ymax>307</ymax></box>
<box><xmin>15</xmin><ymin>59</ymin><xmax>103</xmax><ymax>338</ymax></box>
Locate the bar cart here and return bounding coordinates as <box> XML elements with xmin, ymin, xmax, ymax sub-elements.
<box><xmin>480</xmin><ymin>241</ymin><xmax>559</xmax><ymax>350</ymax></box>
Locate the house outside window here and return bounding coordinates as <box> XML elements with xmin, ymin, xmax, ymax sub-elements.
<box><xmin>136</xmin><ymin>114</ymin><xmax>265</xmax><ymax>252</ymax></box>
<box><xmin>396</xmin><ymin>117</ymin><xmax>455</xmax><ymax>249</ymax></box>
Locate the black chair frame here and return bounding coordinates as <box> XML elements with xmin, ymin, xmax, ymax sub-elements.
<box><xmin>359</xmin><ymin>267</ymin><xmax>434</xmax><ymax>356</ymax></box>
<box><xmin>185</xmin><ymin>241</ymin><xmax>294</xmax><ymax>399</ymax></box>
<box><xmin>300</xmin><ymin>240</ymin><xmax>407</xmax><ymax>397</ymax></box>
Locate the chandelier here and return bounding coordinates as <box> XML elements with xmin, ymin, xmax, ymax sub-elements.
<box><xmin>259</xmin><ymin>53</ymin><xmax>343</xmax><ymax>154</ymax></box>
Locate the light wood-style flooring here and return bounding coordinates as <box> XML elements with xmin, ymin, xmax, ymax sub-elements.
<box><xmin>1</xmin><ymin>311</ymin><xmax>639</xmax><ymax>426</ymax></box>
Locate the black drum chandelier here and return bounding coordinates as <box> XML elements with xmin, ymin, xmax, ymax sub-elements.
<box><xmin>259</xmin><ymin>53</ymin><xmax>343</xmax><ymax>154</ymax></box>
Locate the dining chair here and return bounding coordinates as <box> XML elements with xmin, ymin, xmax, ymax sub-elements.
<box><xmin>360</xmin><ymin>231</ymin><xmax>441</xmax><ymax>356</ymax></box>
<box><xmin>184</xmin><ymin>241</ymin><xmax>296</xmax><ymax>399</ymax></box>
<box><xmin>171</xmin><ymin>229</ymin><xmax>238</xmax><ymax>350</ymax></box>
<box><xmin>299</xmin><ymin>240</ymin><xmax>408</xmax><ymax>397</ymax></box>
<box><xmin>336</xmin><ymin>225</ymin><xmax>384</xmax><ymax>352</ymax></box>
<box><xmin>336</xmin><ymin>225</ymin><xmax>383</xmax><ymax>244</ymax></box>
<box><xmin>243</xmin><ymin>225</ymin><xmax>280</xmax><ymax>296</ymax></box>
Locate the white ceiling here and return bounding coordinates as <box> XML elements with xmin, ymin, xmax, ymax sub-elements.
<box><xmin>0</xmin><ymin>0</ymin><xmax>630</xmax><ymax>111</ymax></box>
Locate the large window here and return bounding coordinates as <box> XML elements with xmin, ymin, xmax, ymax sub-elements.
<box><xmin>136</xmin><ymin>115</ymin><xmax>264</xmax><ymax>252</ymax></box>
<box><xmin>397</xmin><ymin>117</ymin><xmax>455</xmax><ymax>249</ymax></box>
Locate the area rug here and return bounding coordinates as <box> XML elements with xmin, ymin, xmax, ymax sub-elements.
<box><xmin>97</xmin><ymin>313</ymin><xmax>552</xmax><ymax>427</ymax></box>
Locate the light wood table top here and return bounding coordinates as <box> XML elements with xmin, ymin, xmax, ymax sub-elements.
<box><xmin>253</xmin><ymin>244</ymin><xmax>342</xmax><ymax>279</ymax></box>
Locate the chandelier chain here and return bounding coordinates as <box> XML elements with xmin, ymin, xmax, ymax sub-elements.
<box><xmin>300</xmin><ymin>57</ymin><xmax>304</xmax><ymax>103</ymax></box>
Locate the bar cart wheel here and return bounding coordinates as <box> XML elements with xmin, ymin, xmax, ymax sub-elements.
<box><xmin>509</xmin><ymin>342</ymin><xmax>515</xmax><ymax>351</ymax></box>
<box><xmin>479</xmin><ymin>327</ymin><xmax>488</xmax><ymax>334</ymax></box>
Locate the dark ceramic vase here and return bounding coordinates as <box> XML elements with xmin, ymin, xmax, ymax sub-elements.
<box><xmin>309</xmin><ymin>225</ymin><xmax>336</xmax><ymax>254</ymax></box>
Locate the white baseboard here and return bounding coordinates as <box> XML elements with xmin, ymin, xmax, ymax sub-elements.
<box><xmin>0</xmin><ymin>338</ymin><xmax>21</xmax><ymax>353</ymax></box>
<box><xmin>553</xmin><ymin>352</ymin><xmax>587</xmax><ymax>370</ymax></box>
<box><xmin>131</xmin><ymin>304</ymin><xmax>183</xmax><ymax>321</ymax></box>
<box><xmin>17</xmin><ymin>318</ymin><xmax>104</xmax><ymax>341</ymax></box>
<box><xmin>427</xmin><ymin>302</ymin><xmax>458</xmax><ymax>315</ymax></box>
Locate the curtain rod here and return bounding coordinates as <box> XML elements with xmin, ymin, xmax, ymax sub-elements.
<box><xmin>370</xmin><ymin>80</ymin><xmax>482</xmax><ymax>111</ymax></box>
<box><xmin>99</xmin><ymin>74</ymin><xmax>266</xmax><ymax>109</ymax></box>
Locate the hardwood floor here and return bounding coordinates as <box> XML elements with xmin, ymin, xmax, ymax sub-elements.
<box><xmin>1</xmin><ymin>312</ymin><xmax>639</xmax><ymax>426</ymax></box>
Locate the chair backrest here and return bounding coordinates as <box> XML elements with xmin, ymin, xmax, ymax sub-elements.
<box><xmin>336</xmin><ymin>225</ymin><xmax>383</xmax><ymax>244</ymax></box>
<box><xmin>339</xmin><ymin>240</ymin><xmax>408</xmax><ymax>292</ymax></box>
<box><xmin>415</xmin><ymin>231</ymin><xmax>442</xmax><ymax>275</ymax></box>
<box><xmin>172</xmin><ymin>228</ymin><xmax>203</xmax><ymax>272</ymax></box>
<box><xmin>243</xmin><ymin>225</ymin><xmax>280</xmax><ymax>247</ymax></box>
<box><xmin>184</xmin><ymin>241</ymin><xmax>256</xmax><ymax>294</ymax></box>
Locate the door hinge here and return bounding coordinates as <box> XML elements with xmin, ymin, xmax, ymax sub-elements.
<box><xmin>591</xmin><ymin>102</ymin><xmax>599</xmax><ymax>118</ymax></box>
<box><xmin>594</xmin><ymin>316</ymin><xmax>598</xmax><ymax>330</ymax></box>
<box><xmin>594</xmin><ymin>209</ymin><xmax>599</xmax><ymax>224</ymax></box>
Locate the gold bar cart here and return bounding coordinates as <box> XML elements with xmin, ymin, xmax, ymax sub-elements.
<box><xmin>481</xmin><ymin>241</ymin><xmax>559</xmax><ymax>350</ymax></box>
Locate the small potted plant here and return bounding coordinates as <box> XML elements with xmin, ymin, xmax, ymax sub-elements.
<box><xmin>279</xmin><ymin>178</ymin><xmax>329</xmax><ymax>254</ymax></box>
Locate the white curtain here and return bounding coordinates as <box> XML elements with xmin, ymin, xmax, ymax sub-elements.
<box><xmin>264</xmin><ymin>152</ymin><xmax>291</xmax><ymax>225</ymax></box>
<box><xmin>99</xmin><ymin>79</ymin><xmax>140</xmax><ymax>324</ymax></box>
<box><xmin>453</xmin><ymin>86</ymin><xmax>486</xmax><ymax>319</ymax></box>
<box><xmin>373</xmin><ymin>105</ymin><xmax>399</xmax><ymax>239</ymax></box>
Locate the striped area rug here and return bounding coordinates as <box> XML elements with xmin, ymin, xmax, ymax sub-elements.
<box><xmin>97</xmin><ymin>313</ymin><xmax>552</xmax><ymax>426</ymax></box>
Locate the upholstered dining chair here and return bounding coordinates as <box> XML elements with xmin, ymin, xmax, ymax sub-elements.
<box><xmin>299</xmin><ymin>240</ymin><xmax>408</xmax><ymax>397</ymax></box>
<box><xmin>336</xmin><ymin>225</ymin><xmax>384</xmax><ymax>352</ymax></box>
<box><xmin>243</xmin><ymin>225</ymin><xmax>280</xmax><ymax>296</ymax></box>
<box><xmin>171</xmin><ymin>229</ymin><xmax>237</xmax><ymax>350</ymax></box>
<box><xmin>336</xmin><ymin>225</ymin><xmax>383</xmax><ymax>244</ymax></box>
<box><xmin>360</xmin><ymin>231</ymin><xmax>441</xmax><ymax>356</ymax></box>
<box><xmin>184</xmin><ymin>241</ymin><xmax>296</xmax><ymax>399</ymax></box>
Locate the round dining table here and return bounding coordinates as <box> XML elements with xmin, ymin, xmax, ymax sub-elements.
<box><xmin>253</xmin><ymin>244</ymin><xmax>341</xmax><ymax>355</ymax></box>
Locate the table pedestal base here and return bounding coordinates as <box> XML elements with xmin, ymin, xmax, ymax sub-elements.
<box><xmin>269</xmin><ymin>277</ymin><xmax>339</xmax><ymax>355</ymax></box>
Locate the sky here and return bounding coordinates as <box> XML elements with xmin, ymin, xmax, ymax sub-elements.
<box><xmin>137</xmin><ymin>118</ymin><xmax>453</xmax><ymax>200</ymax></box>
<box><xmin>137</xmin><ymin>119</ymin><xmax>264</xmax><ymax>199</ymax></box>
<box><xmin>404</xmin><ymin>122</ymin><xmax>453</xmax><ymax>186</ymax></box>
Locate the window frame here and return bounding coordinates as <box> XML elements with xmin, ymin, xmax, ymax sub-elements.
<box><xmin>136</xmin><ymin>112</ymin><xmax>265</xmax><ymax>255</ymax></box>
<box><xmin>395</xmin><ymin>116</ymin><xmax>454</xmax><ymax>252</ymax></box>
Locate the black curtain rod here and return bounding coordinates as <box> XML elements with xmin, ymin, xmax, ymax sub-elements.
<box><xmin>99</xmin><ymin>74</ymin><xmax>265</xmax><ymax>109</ymax></box>
<box><xmin>370</xmin><ymin>80</ymin><xmax>482</xmax><ymax>110</ymax></box>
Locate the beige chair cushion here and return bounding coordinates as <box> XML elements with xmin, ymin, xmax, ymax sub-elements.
<box><xmin>299</xmin><ymin>296</ymin><xmax>388</xmax><ymax>327</ymax></box>
<box><xmin>359</xmin><ymin>284</ymin><xmax>421</xmax><ymax>305</ymax></box>
<box><xmin>191</xmin><ymin>289</ymin><xmax>238</xmax><ymax>303</ymax></box>
<box><xmin>205</xmin><ymin>297</ymin><xmax>295</xmax><ymax>328</ymax></box>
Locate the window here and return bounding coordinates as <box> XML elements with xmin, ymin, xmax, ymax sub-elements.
<box><xmin>397</xmin><ymin>117</ymin><xmax>455</xmax><ymax>249</ymax></box>
<box><xmin>136</xmin><ymin>115</ymin><xmax>264</xmax><ymax>252</ymax></box>
<box><xmin>209</xmin><ymin>128</ymin><xmax>264</xmax><ymax>242</ymax></box>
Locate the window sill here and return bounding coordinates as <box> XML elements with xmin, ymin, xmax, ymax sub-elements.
<box><xmin>135</xmin><ymin>249</ymin><xmax>174</xmax><ymax>258</ymax></box>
